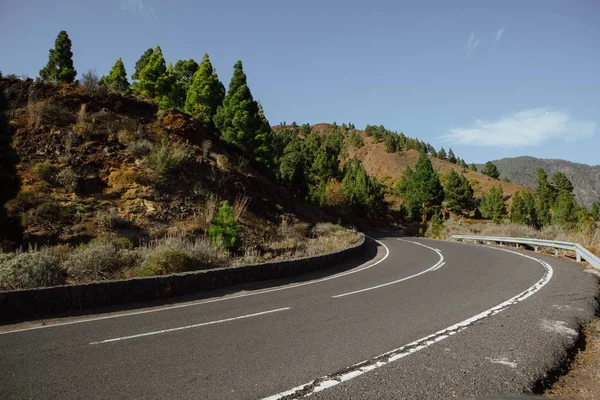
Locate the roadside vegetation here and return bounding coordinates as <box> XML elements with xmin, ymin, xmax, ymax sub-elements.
<box><xmin>0</xmin><ymin>30</ymin><xmax>598</xmax><ymax>289</ymax></box>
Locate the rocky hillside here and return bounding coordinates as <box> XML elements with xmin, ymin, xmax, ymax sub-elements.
<box><xmin>480</xmin><ymin>156</ymin><xmax>600</xmax><ymax>208</ymax></box>
<box><xmin>1</xmin><ymin>77</ymin><xmax>329</xmax><ymax>249</ymax></box>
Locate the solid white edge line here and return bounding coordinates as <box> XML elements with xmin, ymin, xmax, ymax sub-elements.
<box><xmin>89</xmin><ymin>307</ymin><xmax>291</xmax><ymax>345</ymax></box>
<box><xmin>332</xmin><ymin>239</ymin><xmax>444</xmax><ymax>298</ymax></box>
<box><xmin>1</xmin><ymin>236</ymin><xmax>390</xmax><ymax>335</ymax></box>
<box><xmin>262</xmin><ymin>245</ymin><xmax>553</xmax><ymax>400</ymax></box>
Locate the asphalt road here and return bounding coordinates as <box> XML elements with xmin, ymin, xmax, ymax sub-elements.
<box><xmin>1</xmin><ymin>233</ymin><xmax>598</xmax><ymax>399</ymax></box>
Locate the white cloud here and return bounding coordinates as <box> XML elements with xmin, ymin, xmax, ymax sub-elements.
<box><xmin>120</xmin><ymin>0</ymin><xmax>156</xmax><ymax>20</ymax></box>
<box><xmin>443</xmin><ymin>108</ymin><xmax>596</xmax><ymax>147</ymax></box>
<box><xmin>465</xmin><ymin>31</ymin><xmax>480</xmax><ymax>59</ymax></box>
<box><xmin>495</xmin><ymin>28</ymin><xmax>505</xmax><ymax>42</ymax></box>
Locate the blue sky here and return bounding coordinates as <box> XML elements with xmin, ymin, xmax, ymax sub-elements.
<box><xmin>1</xmin><ymin>0</ymin><xmax>599</xmax><ymax>165</ymax></box>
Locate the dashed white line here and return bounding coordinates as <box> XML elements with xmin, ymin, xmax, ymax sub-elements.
<box><xmin>89</xmin><ymin>307</ymin><xmax>291</xmax><ymax>345</ymax></box>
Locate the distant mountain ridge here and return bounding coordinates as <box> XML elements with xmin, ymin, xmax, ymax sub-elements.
<box><xmin>479</xmin><ymin>156</ymin><xmax>600</xmax><ymax>207</ymax></box>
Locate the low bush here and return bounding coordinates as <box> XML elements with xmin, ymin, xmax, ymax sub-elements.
<box><xmin>23</xmin><ymin>201</ymin><xmax>74</xmax><ymax>232</ymax></box>
<box><xmin>146</xmin><ymin>137</ymin><xmax>191</xmax><ymax>177</ymax></box>
<box><xmin>56</xmin><ymin>167</ymin><xmax>80</xmax><ymax>192</ymax></box>
<box><xmin>62</xmin><ymin>239</ymin><xmax>139</xmax><ymax>282</ymax></box>
<box><xmin>0</xmin><ymin>251</ymin><xmax>65</xmax><ymax>290</ymax></box>
<box><xmin>31</xmin><ymin>161</ymin><xmax>59</xmax><ymax>184</ymax></box>
<box><xmin>137</xmin><ymin>249</ymin><xmax>200</xmax><ymax>277</ymax></box>
<box><xmin>126</xmin><ymin>139</ymin><xmax>154</xmax><ymax>158</ymax></box>
<box><xmin>95</xmin><ymin>208</ymin><xmax>130</xmax><ymax>232</ymax></box>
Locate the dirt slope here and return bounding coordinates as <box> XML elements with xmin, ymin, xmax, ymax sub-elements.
<box><xmin>1</xmin><ymin>78</ymin><xmax>329</xmax><ymax>248</ymax></box>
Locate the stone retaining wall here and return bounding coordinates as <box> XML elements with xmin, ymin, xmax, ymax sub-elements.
<box><xmin>0</xmin><ymin>234</ymin><xmax>366</xmax><ymax>323</ymax></box>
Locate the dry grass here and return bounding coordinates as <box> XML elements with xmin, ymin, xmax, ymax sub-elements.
<box><xmin>233</xmin><ymin>194</ymin><xmax>250</xmax><ymax>222</ymax></box>
<box><xmin>205</xmin><ymin>193</ymin><xmax>220</xmax><ymax>225</ymax></box>
<box><xmin>546</xmin><ymin>319</ymin><xmax>600</xmax><ymax>399</ymax></box>
<box><xmin>27</xmin><ymin>101</ymin><xmax>43</xmax><ymax>130</ymax></box>
<box><xmin>442</xmin><ymin>219</ymin><xmax>600</xmax><ymax>257</ymax></box>
<box><xmin>73</xmin><ymin>103</ymin><xmax>91</xmax><ymax>135</ymax></box>
<box><xmin>345</xmin><ymin>135</ymin><xmax>529</xmax><ymax>199</ymax></box>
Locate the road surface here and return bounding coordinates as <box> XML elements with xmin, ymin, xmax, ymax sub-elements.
<box><xmin>1</xmin><ymin>233</ymin><xmax>598</xmax><ymax>399</ymax></box>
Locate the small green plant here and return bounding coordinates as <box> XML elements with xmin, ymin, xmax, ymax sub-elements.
<box><xmin>0</xmin><ymin>251</ymin><xmax>65</xmax><ymax>290</ymax></box>
<box><xmin>137</xmin><ymin>249</ymin><xmax>200</xmax><ymax>277</ymax></box>
<box><xmin>146</xmin><ymin>137</ymin><xmax>190</xmax><ymax>177</ymax></box>
<box><xmin>31</xmin><ymin>161</ymin><xmax>59</xmax><ymax>184</ymax></box>
<box><xmin>208</xmin><ymin>201</ymin><xmax>241</xmax><ymax>251</ymax></box>
<box><xmin>426</xmin><ymin>214</ymin><xmax>445</xmax><ymax>238</ymax></box>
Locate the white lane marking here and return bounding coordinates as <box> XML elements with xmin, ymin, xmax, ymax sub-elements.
<box><xmin>89</xmin><ymin>307</ymin><xmax>290</xmax><ymax>345</ymax></box>
<box><xmin>332</xmin><ymin>239</ymin><xmax>443</xmax><ymax>298</ymax></box>
<box><xmin>431</xmin><ymin>262</ymin><xmax>447</xmax><ymax>272</ymax></box>
<box><xmin>1</xmin><ymin>237</ymin><xmax>389</xmax><ymax>335</ymax></box>
<box><xmin>540</xmin><ymin>319</ymin><xmax>578</xmax><ymax>337</ymax></box>
<box><xmin>486</xmin><ymin>357</ymin><xmax>517</xmax><ymax>368</ymax></box>
<box><xmin>262</xmin><ymin>246</ymin><xmax>553</xmax><ymax>400</ymax></box>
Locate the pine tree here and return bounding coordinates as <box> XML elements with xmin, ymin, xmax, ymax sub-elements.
<box><xmin>553</xmin><ymin>191</ymin><xmax>577</xmax><ymax>228</ymax></box>
<box><xmin>132</xmin><ymin>48</ymin><xmax>154</xmax><ymax>80</ymax></box>
<box><xmin>510</xmin><ymin>191</ymin><xmax>526</xmax><ymax>224</ymax></box>
<box><xmin>133</xmin><ymin>45</ymin><xmax>166</xmax><ymax>98</ymax></box>
<box><xmin>482</xmin><ymin>161</ymin><xmax>500</xmax><ymax>179</ymax></box>
<box><xmin>341</xmin><ymin>160</ymin><xmax>384</xmax><ymax>217</ymax></box>
<box><xmin>479</xmin><ymin>186</ymin><xmax>506</xmax><ymax>223</ymax></box>
<box><xmin>448</xmin><ymin>148</ymin><xmax>457</xmax><ymax>164</ymax></box>
<box><xmin>214</xmin><ymin>60</ymin><xmax>272</xmax><ymax>167</ymax></box>
<box><xmin>184</xmin><ymin>54</ymin><xmax>225</xmax><ymax>125</ymax></box>
<box><xmin>522</xmin><ymin>192</ymin><xmax>538</xmax><ymax>228</ymax></box>
<box><xmin>443</xmin><ymin>169</ymin><xmax>474</xmax><ymax>213</ymax></box>
<box><xmin>469</xmin><ymin>163</ymin><xmax>477</xmax><ymax>172</ymax></box>
<box><xmin>398</xmin><ymin>152</ymin><xmax>444</xmax><ymax>221</ymax></box>
<box><xmin>592</xmin><ymin>198</ymin><xmax>600</xmax><ymax>221</ymax></box>
<box><xmin>438</xmin><ymin>147</ymin><xmax>447</xmax><ymax>160</ymax></box>
<box><xmin>208</xmin><ymin>201</ymin><xmax>241</xmax><ymax>250</ymax></box>
<box><xmin>551</xmin><ymin>172</ymin><xmax>574</xmax><ymax>194</ymax></box>
<box><xmin>101</xmin><ymin>58</ymin><xmax>130</xmax><ymax>93</ymax></box>
<box><xmin>39</xmin><ymin>30</ymin><xmax>77</xmax><ymax>83</ymax></box>
<box><xmin>0</xmin><ymin>85</ymin><xmax>22</xmax><ymax>245</ymax></box>
<box><xmin>171</xmin><ymin>59</ymin><xmax>199</xmax><ymax>110</ymax></box>
<box><xmin>535</xmin><ymin>168</ymin><xmax>555</xmax><ymax>226</ymax></box>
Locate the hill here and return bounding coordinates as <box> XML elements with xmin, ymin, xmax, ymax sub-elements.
<box><xmin>479</xmin><ymin>157</ymin><xmax>600</xmax><ymax>208</ymax></box>
<box><xmin>299</xmin><ymin>124</ymin><xmax>530</xmax><ymax>201</ymax></box>
<box><xmin>1</xmin><ymin>77</ymin><xmax>329</xmax><ymax>249</ymax></box>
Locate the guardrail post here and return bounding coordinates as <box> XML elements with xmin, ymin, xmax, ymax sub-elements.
<box><xmin>576</xmin><ymin>253</ymin><xmax>581</xmax><ymax>263</ymax></box>
<box><xmin>534</xmin><ymin>246</ymin><xmax>538</xmax><ymax>252</ymax></box>
<box><xmin>554</xmin><ymin>248</ymin><xmax>559</xmax><ymax>256</ymax></box>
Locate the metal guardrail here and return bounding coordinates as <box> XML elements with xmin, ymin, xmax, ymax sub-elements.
<box><xmin>449</xmin><ymin>235</ymin><xmax>600</xmax><ymax>270</ymax></box>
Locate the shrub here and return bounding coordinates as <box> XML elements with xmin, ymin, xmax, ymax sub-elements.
<box><xmin>137</xmin><ymin>249</ymin><xmax>199</xmax><ymax>277</ymax></box>
<box><xmin>31</xmin><ymin>161</ymin><xmax>59</xmax><ymax>184</ymax></box>
<box><xmin>312</xmin><ymin>222</ymin><xmax>343</xmax><ymax>237</ymax></box>
<box><xmin>146</xmin><ymin>137</ymin><xmax>191</xmax><ymax>177</ymax></box>
<box><xmin>126</xmin><ymin>139</ymin><xmax>154</xmax><ymax>158</ymax></box>
<box><xmin>95</xmin><ymin>208</ymin><xmax>130</xmax><ymax>232</ymax></box>
<box><xmin>426</xmin><ymin>214</ymin><xmax>444</xmax><ymax>238</ymax></box>
<box><xmin>63</xmin><ymin>240</ymin><xmax>139</xmax><ymax>282</ymax></box>
<box><xmin>0</xmin><ymin>251</ymin><xmax>65</xmax><ymax>290</ymax></box>
<box><xmin>23</xmin><ymin>201</ymin><xmax>73</xmax><ymax>232</ymax></box>
<box><xmin>80</xmin><ymin>69</ymin><xmax>101</xmax><ymax>94</ymax></box>
<box><xmin>139</xmin><ymin>235</ymin><xmax>229</xmax><ymax>269</ymax></box>
<box><xmin>208</xmin><ymin>201</ymin><xmax>241</xmax><ymax>251</ymax></box>
<box><xmin>56</xmin><ymin>167</ymin><xmax>80</xmax><ymax>192</ymax></box>
<box><xmin>202</xmin><ymin>140</ymin><xmax>212</xmax><ymax>158</ymax></box>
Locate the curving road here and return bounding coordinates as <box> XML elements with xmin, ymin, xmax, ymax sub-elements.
<box><xmin>1</xmin><ymin>233</ymin><xmax>598</xmax><ymax>399</ymax></box>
